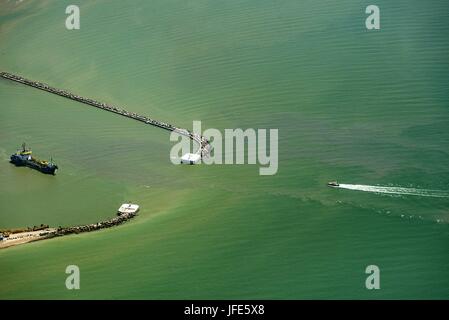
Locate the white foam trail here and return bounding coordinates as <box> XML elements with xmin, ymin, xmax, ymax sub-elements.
<box><xmin>337</xmin><ymin>184</ymin><xmax>449</xmax><ymax>198</ymax></box>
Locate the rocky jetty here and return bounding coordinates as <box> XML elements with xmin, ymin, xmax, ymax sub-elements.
<box><xmin>47</xmin><ymin>211</ymin><xmax>138</xmax><ymax>238</ymax></box>
<box><xmin>0</xmin><ymin>71</ymin><xmax>210</xmax><ymax>157</ymax></box>
<box><xmin>0</xmin><ymin>212</ymin><xmax>137</xmax><ymax>249</ymax></box>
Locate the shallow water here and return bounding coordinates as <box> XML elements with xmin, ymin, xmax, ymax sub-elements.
<box><xmin>0</xmin><ymin>0</ymin><xmax>448</xmax><ymax>299</ymax></box>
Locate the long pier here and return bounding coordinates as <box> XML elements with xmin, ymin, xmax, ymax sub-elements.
<box><xmin>0</xmin><ymin>71</ymin><xmax>210</xmax><ymax>157</ymax></box>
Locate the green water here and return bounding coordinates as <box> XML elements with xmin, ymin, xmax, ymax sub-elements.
<box><xmin>1</xmin><ymin>0</ymin><xmax>448</xmax><ymax>299</ymax></box>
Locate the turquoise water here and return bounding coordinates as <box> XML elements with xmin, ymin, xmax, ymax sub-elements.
<box><xmin>0</xmin><ymin>0</ymin><xmax>448</xmax><ymax>299</ymax></box>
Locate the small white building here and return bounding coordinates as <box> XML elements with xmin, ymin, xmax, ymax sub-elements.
<box><xmin>181</xmin><ymin>153</ymin><xmax>201</xmax><ymax>165</ymax></box>
<box><xmin>117</xmin><ymin>203</ymin><xmax>140</xmax><ymax>215</ymax></box>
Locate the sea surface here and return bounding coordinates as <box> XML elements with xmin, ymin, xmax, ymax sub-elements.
<box><xmin>0</xmin><ymin>0</ymin><xmax>448</xmax><ymax>299</ymax></box>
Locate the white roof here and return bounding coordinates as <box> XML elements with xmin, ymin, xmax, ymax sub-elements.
<box><xmin>118</xmin><ymin>203</ymin><xmax>139</xmax><ymax>214</ymax></box>
<box><xmin>181</xmin><ymin>153</ymin><xmax>201</xmax><ymax>161</ymax></box>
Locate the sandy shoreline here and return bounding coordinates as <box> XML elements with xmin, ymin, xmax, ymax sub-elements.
<box><xmin>0</xmin><ymin>210</ymin><xmax>138</xmax><ymax>250</ymax></box>
<box><xmin>0</xmin><ymin>229</ymin><xmax>57</xmax><ymax>249</ymax></box>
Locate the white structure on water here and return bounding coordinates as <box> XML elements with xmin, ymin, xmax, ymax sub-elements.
<box><xmin>181</xmin><ymin>153</ymin><xmax>201</xmax><ymax>165</ymax></box>
<box><xmin>117</xmin><ymin>203</ymin><xmax>140</xmax><ymax>215</ymax></box>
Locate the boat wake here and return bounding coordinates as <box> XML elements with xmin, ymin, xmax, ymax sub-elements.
<box><xmin>337</xmin><ymin>184</ymin><xmax>449</xmax><ymax>198</ymax></box>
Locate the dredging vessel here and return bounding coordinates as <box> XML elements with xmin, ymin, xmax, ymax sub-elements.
<box><xmin>10</xmin><ymin>143</ymin><xmax>58</xmax><ymax>175</ymax></box>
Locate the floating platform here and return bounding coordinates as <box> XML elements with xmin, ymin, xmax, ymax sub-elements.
<box><xmin>117</xmin><ymin>203</ymin><xmax>140</xmax><ymax>215</ymax></box>
<box><xmin>181</xmin><ymin>153</ymin><xmax>201</xmax><ymax>165</ymax></box>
